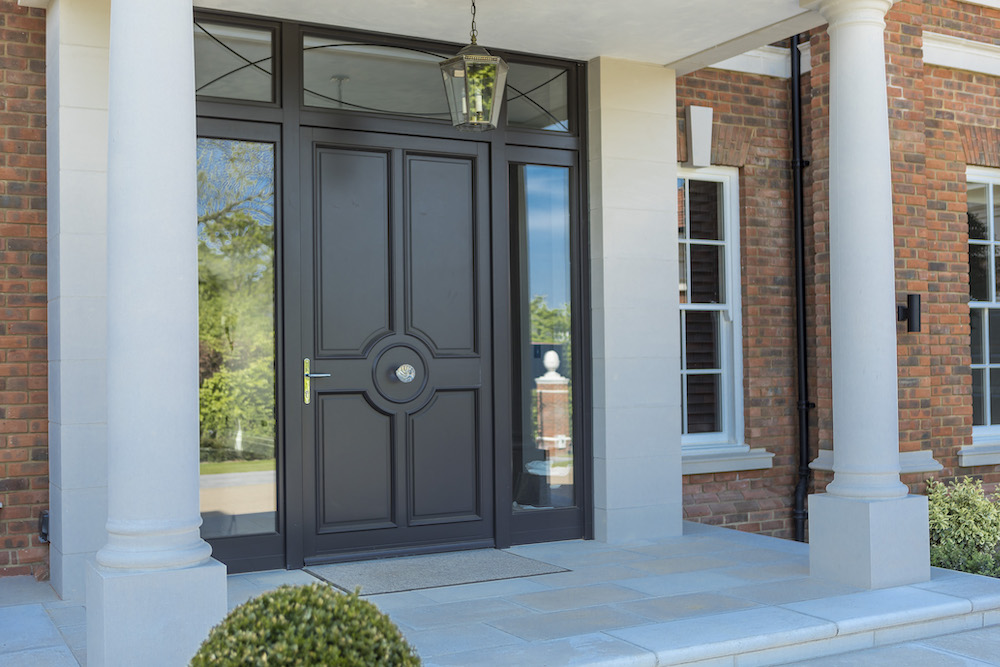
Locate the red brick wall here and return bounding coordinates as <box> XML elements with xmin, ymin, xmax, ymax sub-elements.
<box><xmin>919</xmin><ymin>0</ymin><xmax>1000</xmax><ymax>493</ymax></box>
<box><xmin>0</xmin><ymin>0</ymin><xmax>47</xmax><ymax>579</ymax></box>
<box><xmin>677</xmin><ymin>67</ymin><xmax>799</xmax><ymax>537</ymax></box>
<box><xmin>680</xmin><ymin>0</ymin><xmax>1000</xmax><ymax>537</ymax></box>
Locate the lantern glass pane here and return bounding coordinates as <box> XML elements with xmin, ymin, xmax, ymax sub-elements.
<box><xmin>441</xmin><ymin>60</ymin><xmax>469</xmax><ymax>125</ymax></box>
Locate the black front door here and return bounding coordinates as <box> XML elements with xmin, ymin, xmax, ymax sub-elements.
<box><xmin>296</xmin><ymin>128</ymin><xmax>494</xmax><ymax>562</ymax></box>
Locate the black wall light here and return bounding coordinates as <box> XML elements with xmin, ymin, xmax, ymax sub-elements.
<box><xmin>897</xmin><ymin>294</ymin><xmax>921</xmax><ymax>333</ymax></box>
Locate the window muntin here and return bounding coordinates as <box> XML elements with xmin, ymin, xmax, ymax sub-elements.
<box><xmin>194</xmin><ymin>21</ymin><xmax>275</xmax><ymax>103</ymax></box>
<box><xmin>678</xmin><ymin>168</ymin><xmax>743</xmax><ymax>449</ymax></box>
<box><xmin>968</xmin><ymin>170</ymin><xmax>1000</xmax><ymax>433</ymax></box>
<box><xmin>506</xmin><ymin>62</ymin><xmax>570</xmax><ymax>132</ymax></box>
<box><xmin>302</xmin><ymin>37</ymin><xmax>452</xmax><ymax>118</ymax></box>
<box><xmin>301</xmin><ymin>35</ymin><xmax>574</xmax><ymax>132</ymax></box>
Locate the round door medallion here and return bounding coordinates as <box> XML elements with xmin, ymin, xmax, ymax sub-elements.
<box><xmin>395</xmin><ymin>364</ymin><xmax>416</xmax><ymax>383</ymax></box>
<box><xmin>373</xmin><ymin>346</ymin><xmax>427</xmax><ymax>403</ymax></box>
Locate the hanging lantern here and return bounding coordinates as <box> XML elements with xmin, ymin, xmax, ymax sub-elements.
<box><xmin>440</xmin><ymin>0</ymin><xmax>508</xmax><ymax>131</ymax></box>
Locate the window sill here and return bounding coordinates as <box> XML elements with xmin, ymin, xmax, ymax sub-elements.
<box><xmin>809</xmin><ymin>449</ymin><xmax>943</xmax><ymax>473</ymax></box>
<box><xmin>960</xmin><ymin>438</ymin><xmax>1000</xmax><ymax>467</ymax></box>
<box><xmin>682</xmin><ymin>447</ymin><xmax>774</xmax><ymax>475</ymax></box>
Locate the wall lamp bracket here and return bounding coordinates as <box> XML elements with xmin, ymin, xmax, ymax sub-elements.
<box><xmin>38</xmin><ymin>509</ymin><xmax>49</xmax><ymax>544</ymax></box>
<box><xmin>897</xmin><ymin>294</ymin><xmax>921</xmax><ymax>333</ymax></box>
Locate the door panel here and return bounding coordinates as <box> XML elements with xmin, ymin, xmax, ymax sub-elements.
<box><xmin>410</xmin><ymin>390</ymin><xmax>480</xmax><ymax>522</ymax></box>
<box><xmin>406</xmin><ymin>155</ymin><xmax>478</xmax><ymax>355</ymax></box>
<box><xmin>299</xmin><ymin>129</ymin><xmax>493</xmax><ymax>561</ymax></box>
<box><xmin>316</xmin><ymin>148</ymin><xmax>392</xmax><ymax>356</ymax></box>
<box><xmin>317</xmin><ymin>393</ymin><xmax>394</xmax><ymax>532</ymax></box>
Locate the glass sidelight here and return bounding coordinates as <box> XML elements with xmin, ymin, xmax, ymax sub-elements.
<box><xmin>511</xmin><ymin>164</ymin><xmax>575</xmax><ymax>510</ymax></box>
<box><xmin>196</xmin><ymin>138</ymin><xmax>278</xmax><ymax>539</ymax></box>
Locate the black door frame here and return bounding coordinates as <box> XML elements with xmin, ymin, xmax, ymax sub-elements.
<box><xmin>195</xmin><ymin>11</ymin><xmax>591</xmax><ymax>571</ymax></box>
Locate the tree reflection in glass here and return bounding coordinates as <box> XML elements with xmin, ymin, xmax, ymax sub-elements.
<box><xmin>197</xmin><ymin>138</ymin><xmax>277</xmax><ymax>538</ymax></box>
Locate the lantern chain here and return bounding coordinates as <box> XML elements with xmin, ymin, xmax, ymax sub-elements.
<box><xmin>470</xmin><ymin>0</ymin><xmax>478</xmax><ymax>44</ymax></box>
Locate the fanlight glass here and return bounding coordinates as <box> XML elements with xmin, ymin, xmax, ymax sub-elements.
<box><xmin>440</xmin><ymin>44</ymin><xmax>508</xmax><ymax>131</ymax></box>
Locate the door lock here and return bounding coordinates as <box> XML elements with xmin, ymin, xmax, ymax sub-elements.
<box><xmin>303</xmin><ymin>358</ymin><xmax>331</xmax><ymax>405</ymax></box>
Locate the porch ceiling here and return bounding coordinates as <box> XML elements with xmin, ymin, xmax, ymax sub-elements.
<box><xmin>194</xmin><ymin>0</ymin><xmax>826</xmax><ymax>73</ymax></box>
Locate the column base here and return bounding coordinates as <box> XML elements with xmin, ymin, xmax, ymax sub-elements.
<box><xmin>809</xmin><ymin>493</ymin><xmax>930</xmax><ymax>589</ymax></box>
<box><xmin>87</xmin><ymin>558</ymin><xmax>227</xmax><ymax>666</ymax></box>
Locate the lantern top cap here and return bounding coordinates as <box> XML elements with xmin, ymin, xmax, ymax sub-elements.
<box><xmin>441</xmin><ymin>42</ymin><xmax>506</xmax><ymax>67</ymax></box>
<box><xmin>458</xmin><ymin>43</ymin><xmax>495</xmax><ymax>59</ymax></box>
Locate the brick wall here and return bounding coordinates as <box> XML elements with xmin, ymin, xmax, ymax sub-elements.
<box><xmin>0</xmin><ymin>0</ymin><xmax>47</xmax><ymax>579</ymax></box>
<box><xmin>919</xmin><ymin>0</ymin><xmax>1000</xmax><ymax>493</ymax></box>
<box><xmin>677</xmin><ymin>67</ymin><xmax>800</xmax><ymax>537</ymax></box>
<box><xmin>680</xmin><ymin>0</ymin><xmax>1000</xmax><ymax>537</ymax></box>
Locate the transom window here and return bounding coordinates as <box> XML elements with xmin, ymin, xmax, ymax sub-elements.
<box><xmin>194</xmin><ymin>21</ymin><xmax>571</xmax><ymax>132</ymax></box>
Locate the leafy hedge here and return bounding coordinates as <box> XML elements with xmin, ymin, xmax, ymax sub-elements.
<box><xmin>927</xmin><ymin>477</ymin><xmax>1000</xmax><ymax>577</ymax></box>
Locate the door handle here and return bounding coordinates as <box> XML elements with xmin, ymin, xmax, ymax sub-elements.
<box><xmin>395</xmin><ymin>364</ymin><xmax>416</xmax><ymax>383</ymax></box>
<box><xmin>303</xmin><ymin>358</ymin><xmax>330</xmax><ymax>405</ymax></box>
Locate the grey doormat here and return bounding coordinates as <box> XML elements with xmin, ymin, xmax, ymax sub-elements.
<box><xmin>306</xmin><ymin>549</ymin><xmax>567</xmax><ymax>595</ymax></box>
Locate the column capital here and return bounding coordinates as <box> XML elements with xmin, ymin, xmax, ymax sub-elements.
<box><xmin>801</xmin><ymin>0</ymin><xmax>895</xmax><ymax>25</ymax></box>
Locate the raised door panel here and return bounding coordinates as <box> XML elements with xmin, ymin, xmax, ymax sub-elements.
<box><xmin>405</xmin><ymin>154</ymin><xmax>477</xmax><ymax>356</ymax></box>
<box><xmin>317</xmin><ymin>393</ymin><xmax>395</xmax><ymax>532</ymax></box>
<box><xmin>409</xmin><ymin>390</ymin><xmax>480</xmax><ymax>523</ymax></box>
<box><xmin>316</xmin><ymin>147</ymin><xmax>392</xmax><ymax>357</ymax></box>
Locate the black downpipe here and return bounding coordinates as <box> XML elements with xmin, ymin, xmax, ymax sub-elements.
<box><xmin>791</xmin><ymin>34</ymin><xmax>814</xmax><ymax>542</ymax></box>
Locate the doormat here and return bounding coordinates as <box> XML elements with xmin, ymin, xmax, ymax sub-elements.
<box><xmin>305</xmin><ymin>549</ymin><xmax>567</xmax><ymax>595</ymax></box>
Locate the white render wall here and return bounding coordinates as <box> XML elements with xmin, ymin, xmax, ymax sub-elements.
<box><xmin>44</xmin><ymin>0</ymin><xmax>110</xmax><ymax>602</ymax></box>
<box><xmin>588</xmin><ymin>58</ymin><xmax>683</xmax><ymax>542</ymax></box>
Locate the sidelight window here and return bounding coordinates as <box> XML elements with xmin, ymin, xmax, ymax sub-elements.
<box><xmin>196</xmin><ymin>137</ymin><xmax>278</xmax><ymax>538</ymax></box>
<box><xmin>512</xmin><ymin>163</ymin><xmax>576</xmax><ymax>511</ymax></box>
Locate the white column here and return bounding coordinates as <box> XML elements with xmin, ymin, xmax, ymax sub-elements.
<box><xmin>86</xmin><ymin>1</ymin><xmax>226</xmax><ymax>664</ymax></box>
<box><xmin>589</xmin><ymin>58</ymin><xmax>682</xmax><ymax>542</ymax></box>
<box><xmin>803</xmin><ymin>0</ymin><xmax>929</xmax><ymax>589</ymax></box>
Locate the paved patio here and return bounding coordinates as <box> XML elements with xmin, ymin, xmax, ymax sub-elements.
<box><xmin>3</xmin><ymin>522</ymin><xmax>1000</xmax><ymax>666</ymax></box>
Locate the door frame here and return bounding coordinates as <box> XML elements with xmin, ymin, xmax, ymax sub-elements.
<box><xmin>195</xmin><ymin>11</ymin><xmax>592</xmax><ymax>571</ymax></box>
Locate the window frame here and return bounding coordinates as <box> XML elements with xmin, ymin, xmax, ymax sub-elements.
<box><xmin>677</xmin><ymin>166</ymin><xmax>746</xmax><ymax>455</ymax></box>
<box><xmin>965</xmin><ymin>166</ymin><xmax>1000</xmax><ymax>466</ymax></box>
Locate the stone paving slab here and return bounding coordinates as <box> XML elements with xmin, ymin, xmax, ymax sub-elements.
<box><xmin>3</xmin><ymin>523</ymin><xmax>1000</xmax><ymax>666</ymax></box>
<box><xmin>0</xmin><ymin>605</ymin><xmax>64</xmax><ymax>655</ymax></box>
<box><xmin>1</xmin><ymin>645</ymin><xmax>80</xmax><ymax>667</ymax></box>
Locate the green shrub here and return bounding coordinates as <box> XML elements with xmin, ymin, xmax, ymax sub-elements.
<box><xmin>927</xmin><ymin>477</ymin><xmax>1000</xmax><ymax>577</ymax></box>
<box><xmin>190</xmin><ymin>583</ymin><xmax>420</xmax><ymax>666</ymax></box>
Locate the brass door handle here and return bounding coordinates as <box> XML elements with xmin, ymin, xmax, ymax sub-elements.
<box><xmin>303</xmin><ymin>358</ymin><xmax>330</xmax><ymax>404</ymax></box>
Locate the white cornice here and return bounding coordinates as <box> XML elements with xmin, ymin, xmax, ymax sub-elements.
<box><xmin>710</xmin><ymin>43</ymin><xmax>812</xmax><ymax>78</ymax></box>
<box><xmin>960</xmin><ymin>0</ymin><xmax>1000</xmax><ymax>10</ymax></box>
<box><xmin>923</xmin><ymin>31</ymin><xmax>1000</xmax><ymax>77</ymax></box>
<box><xmin>17</xmin><ymin>0</ymin><xmax>49</xmax><ymax>8</ymax></box>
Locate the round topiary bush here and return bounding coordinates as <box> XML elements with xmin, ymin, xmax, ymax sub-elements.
<box><xmin>190</xmin><ymin>583</ymin><xmax>421</xmax><ymax>666</ymax></box>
